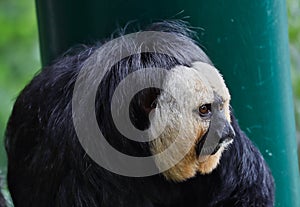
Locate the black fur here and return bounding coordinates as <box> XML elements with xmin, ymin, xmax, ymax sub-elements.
<box><xmin>5</xmin><ymin>21</ymin><xmax>274</xmax><ymax>207</ymax></box>
<box><xmin>0</xmin><ymin>191</ymin><xmax>5</xmax><ymax>207</ymax></box>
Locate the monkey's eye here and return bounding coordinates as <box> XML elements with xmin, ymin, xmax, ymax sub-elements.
<box><xmin>199</xmin><ymin>104</ymin><xmax>212</xmax><ymax>117</ymax></box>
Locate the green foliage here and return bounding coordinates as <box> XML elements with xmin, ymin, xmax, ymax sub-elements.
<box><xmin>287</xmin><ymin>0</ymin><xmax>300</xmax><ymax>163</ymax></box>
<box><xmin>288</xmin><ymin>0</ymin><xmax>300</xmax><ymax>134</ymax></box>
<box><xmin>0</xmin><ymin>0</ymin><xmax>41</xmax><ymax>168</ymax></box>
<box><xmin>0</xmin><ymin>1</ymin><xmax>40</xmax><ymax>205</ymax></box>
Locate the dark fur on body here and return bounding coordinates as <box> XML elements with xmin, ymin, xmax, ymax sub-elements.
<box><xmin>5</xmin><ymin>21</ymin><xmax>274</xmax><ymax>207</ymax></box>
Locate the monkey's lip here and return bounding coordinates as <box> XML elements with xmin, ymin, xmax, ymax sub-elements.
<box><xmin>210</xmin><ymin>137</ymin><xmax>233</xmax><ymax>155</ymax></box>
<box><xmin>196</xmin><ymin>134</ymin><xmax>233</xmax><ymax>156</ymax></box>
<box><xmin>210</xmin><ymin>145</ymin><xmax>221</xmax><ymax>155</ymax></box>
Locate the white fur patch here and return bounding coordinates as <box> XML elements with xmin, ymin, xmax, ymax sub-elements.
<box><xmin>149</xmin><ymin>62</ymin><xmax>232</xmax><ymax>181</ymax></box>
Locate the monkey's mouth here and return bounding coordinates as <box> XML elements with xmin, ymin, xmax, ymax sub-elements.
<box><xmin>195</xmin><ymin>130</ymin><xmax>233</xmax><ymax>157</ymax></box>
<box><xmin>209</xmin><ymin>137</ymin><xmax>233</xmax><ymax>155</ymax></box>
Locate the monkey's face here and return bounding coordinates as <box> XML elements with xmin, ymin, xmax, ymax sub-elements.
<box><xmin>149</xmin><ymin>62</ymin><xmax>234</xmax><ymax>182</ymax></box>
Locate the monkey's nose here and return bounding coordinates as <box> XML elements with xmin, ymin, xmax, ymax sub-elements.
<box><xmin>220</xmin><ymin>121</ymin><xmax>235</xmax><ymax>143</ymax></box>
<box><xmin>209</xmin><ymin>122</ymin><xmax>235</xmax><ymax>155</ymax></box>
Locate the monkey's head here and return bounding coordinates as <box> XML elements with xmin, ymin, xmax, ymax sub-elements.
<box><xmin>78</xmin><ymin>21</ymin><xmax>235</xmax><ymax>182</ymax></box>
<box><xmin>148</xmin><ymin>62</ymin><xmax>235</xmax><ymax>182</ymax></box>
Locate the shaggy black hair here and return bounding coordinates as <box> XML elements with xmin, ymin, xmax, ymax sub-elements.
<box><xmin>5</xmin><ymin>21</ymin><xmax>274</xmax><ymax>207</ymax></box>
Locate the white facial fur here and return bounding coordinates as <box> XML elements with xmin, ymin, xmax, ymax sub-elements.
<box><xmin>149</xmin><ymin>62</ymin><xmax>232</xmax><ymax>182</ymax></box>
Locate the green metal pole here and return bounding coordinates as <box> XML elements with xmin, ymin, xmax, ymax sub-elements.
<box><xmin>35</xmin><ymin>0</ymin><xmax>300</xmax><ymax>206</ymax></box>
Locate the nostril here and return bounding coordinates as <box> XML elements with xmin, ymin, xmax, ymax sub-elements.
<box><xmin>221</xmin><ymin>124</ymin><xmax>235</xmax><ymax>143</ymax></box>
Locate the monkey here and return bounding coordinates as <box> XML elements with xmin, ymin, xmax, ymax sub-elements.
<box><xmin>5</xmin><ymin>21</ymin><xmax>274</xmax><ymax>207</ymax></box>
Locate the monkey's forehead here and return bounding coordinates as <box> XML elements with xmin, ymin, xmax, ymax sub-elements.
<box><xmin>191</xmin><ymin>62</ymin><xmax>230</xmax><ymax>101</ymax></box>
<box><xmin>162</xmin><ymin>62</ymin><xmax>230</xmax><ymax>104</ymax></box>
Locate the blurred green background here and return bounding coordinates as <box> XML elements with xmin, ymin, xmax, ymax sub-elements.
<box><xmin>0</xmin><ymin>0</ymin><xmax>299</xmax><ymax>205</ymax></box>
<box><xmin>0</xmin><ymin>1</ymin><xmax>40</xmax><ymax>205</ymax></box>
<box><xmin>0</xmin><ymin>1</ymin><xmax>40</xmax><ymax>165</ymax></box>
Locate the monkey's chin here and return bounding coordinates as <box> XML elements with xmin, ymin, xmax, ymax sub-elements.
<box><xmin>197</xmin><ymin>147</ymin><xmax>224</xmax><ymax>174</ymax></box>
<box><xmin>162</xmin><ymin>146</ymin><xmax>226</xmax><ymax>182</ymax></box>
<box><xmin>197</xmin><ymin>138</ymin><xmax>233</xmax><ymax>174</ymax></box>
<box><xmin>162</xmin><ymin>140</ymin><xmax>233</xmax><ymax>182</ymax></box>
